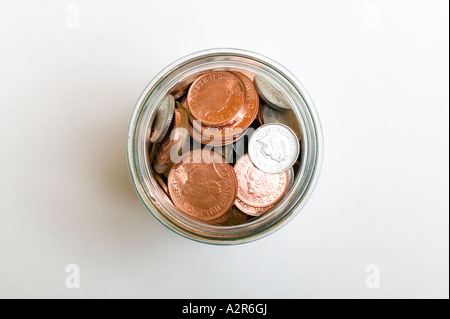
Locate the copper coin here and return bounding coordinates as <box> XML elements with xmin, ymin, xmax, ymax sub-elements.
<box><xmin>187</xmin><ymin>71</ymin><xmax>245</xmax><ymax>127</ymax></box>
<box><xmin>187</xmin><ymin>120</ymin><xmax>247</xmax><ymax>146</ymax></box>
<box><xmin>150</xmin><ymin>167</ymin><xmax>175</xmax><ymax>207</ymax></box>
<box><xmin>167</xmin><ymin>150</ymin><xmax>238</xmax><ymax>222</ymax></box>
<box><xmin>222</xmin><ymin>206</ymin><xmax>249</xmax><ymax>226</ymax></box>
<box><xmin>209</xmin><ymin>208</ymin><xmax>233</xmax><ymax>225</ymax></box>
<box><xmin>191</xmin><ymin>72</ymin><xmax>258</xmax><ymax>139</ymax></box>
<box><xmin>234</xmin><ymin>154</ymin><xmax>288</xmax><ymax>208</ymax></box>
<box><xmin>188</xmin><ymin>73</ymin><xmax>258</xmax><ymax>146</ymax></box>
<box><xmin>154</xmin><ymin>105</ymin><xmax>189</xmax><ymax>174</ymax></box>
<box><xmin>234</xmin><ymin>197</ymin><xmax>273</xmax><ymax>217</ymax></box>
<box><xmin>154</xmin><ymin>172</ymin><xmax>169</xmax><ymax>195</ymax></box>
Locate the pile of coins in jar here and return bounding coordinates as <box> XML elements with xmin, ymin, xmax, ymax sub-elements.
<box><xmin>148</xmin><ymin>70</ymin><xmax>301</xmax><ymax>226</ymax></box>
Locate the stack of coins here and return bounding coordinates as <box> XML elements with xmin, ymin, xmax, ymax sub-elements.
<box><xmin>186</xmin><ymin>71</ymin><xmax>259</xmax><ymax>146</ymax></box>
<box><xmin>149</xmin><ymin>70</ymin><xmax>301</xmax><ymax>226</ymax></box>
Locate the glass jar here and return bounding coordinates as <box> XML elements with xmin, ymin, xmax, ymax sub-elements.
<box><xmin>127</xmin><ymin>48</ymin><xmax>323</xmax><ymax>244</ymax></box>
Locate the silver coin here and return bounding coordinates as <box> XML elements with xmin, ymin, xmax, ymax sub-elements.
<box><xmin>261</xmin><ymin>104</ymin><xmax>302</xmax><ymax>140</ymax></box>
<box><xmin>248</xmin><ymin>123</ymin><xmax>300</xmax><ymax>174</ymax></box>
<box><xmin>149</xmin><ymin>94</ymin><xmax>175</xmax><ymax>144</ymax></box>
<box><xmin>253</xmin><ymin>75</ymin><xmax>291</xmax><ymax>111</ymax></box>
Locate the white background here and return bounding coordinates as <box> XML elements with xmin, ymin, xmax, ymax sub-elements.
<box><xmin>0</xmin><ymin>0</ymin><xmax>448</xmax><ymax>299</ymax></box>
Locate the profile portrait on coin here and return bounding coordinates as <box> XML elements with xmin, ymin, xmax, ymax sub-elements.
<box><xmin>199</xmin><ymin>85</ymin><xmax>233</xmax><ymax>117</ymax></box>
<box><xmin>244</xmin><ymin>166</ymin><xmax>273</xmax><ymax>197</ymax></box>
<box><xmin>257</xmin><ymin>134</ymin><xmax>288</xmax><ymax>163</ymax></box>
<box><xmin>181</xmin><ymin>163</ymin><xmax>222</xmax><ymax>209</ymax></box>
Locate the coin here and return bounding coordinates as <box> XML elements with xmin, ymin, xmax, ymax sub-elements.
<box><xmin>187</xmin><ymin>71</ymin><xmax>245</xmax><ymax>127</ymax></box>
<box><xmin>154</xmin><ymin>172</ymin><xmax>169</xmax><ymax>195</ymax></box>
<box><xmin>167</xmin><ymin>149</ymin><xmax>238</xmax><ymax>222</ymax></box>
<box><xmin>248</xmin><ymin>123</ymin><xmax>300</xmax><ymax>174</ymax></box>
<box><xmin>210</xmin><ymin>209</ymin><xmax>233</xmax><ymax>225</ymax></box>
<box><xmin>154</xmin><ymin>105</ymin><xmax>189</xmax><ymax>174</ymax></box>
<box><xmin>188</xmin><ymin>121</ymin><xmax>249</xmax><ymax>146</ymax></box>
<box><xmin>253</xmin><ymin>75</ymin><xmax>291</xmax><ymax>111</ymax></box>
<box><xmin>149</xmin><ymin>94</ymin><xmax>175</xmax><ymax>143</ymax></box>
<box><xmin>234</xmin><ymin>154</ymin><xmax>289</xmax><ymax>208</ymax></box>
<box><xmin>258</xmin><ymin>103</ymin><xmax>301</xmax><ymax>140</ymax></box>
<box><xmin>148</xmin><ymin>142</ymin><xmax>157</xmax><ymax>164</ymax></box>
<box><xmin>230</xmin><ymin>72</ymin><xmax>259</xmax><ymax>128</ymax></box>
<box><xmin>149</xmin><ymin>166</ymin><xmax>175</xmax><ymax>208</ymax></box>
<box><xmin>170</xmin><ymin>74</ymin><xmax>199</xmax><ymax>100</ymax></box>
<box><xmin>222</xmin><ymin>206</ymin><xmax>248</xmax><ymax>226</ymax></box>
<box><xmin>234</xmin><ymin>197</ymin><xmax>273</xmax><ymax>217</ymax></box>
<box><xmin>189</xmin><ymin>72</ymin><xmax>258</xmax><ymax>146</ymax></box>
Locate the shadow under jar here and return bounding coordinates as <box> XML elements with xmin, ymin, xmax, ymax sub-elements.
<box><xmin>127</xmin><ymin>49</ymin><xmax>323</xmax><ymax>245</ymax></box>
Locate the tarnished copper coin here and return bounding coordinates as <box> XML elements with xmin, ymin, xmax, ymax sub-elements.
<box><xmin>222</xmin><ymin>206</ymin><xmax>249</xmax><ymax>225</ymax></box>
<box><xmin>234</xmin><ymin>197</ymin><xmax>273</xmax><ymax>217</ymax></box>
<box><xmin>154</xmin><ymin>172</ymin><xmax>169</xmax><ymax>195</ymax></box>
<box><xmin>187</xmin><ymin>71</ymin><xmax>245</xmax><ymax>127</ymax></box>
<box><xmin>168</xmin><ymin>149</ymin><xmax>238</xmax><ymax>222</ymax></box>
<box><xmin>234</xmin><ymin>154</ymin><xmax>288</xmax><ymax>208</ymax></box>
<box><xmin>209</xmin><ymin>208</ymin><xmax>233</xmax><ymax>225</ymax></box>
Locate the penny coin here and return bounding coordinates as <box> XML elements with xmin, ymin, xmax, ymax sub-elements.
<box><xmin>209</xmin><ymin>209</ymin><xmax>233</xmax><ymax>225</ymax></box>
<box><xmin>234</xmin><ymin>154</ymin><xmax>289</xmax><ymax>208</ymax></box>
<box><xmin>187</xmin><ymin>71</ymin><xmax>245</xmax><ymax>127</ymax></box>
<box><xmin>253</xmin><ymin>75</ymin><xmax>291</xmax><ymax>111</ymax></box>
<box><xmin>187</xmin><ymin>120</ymin><xmax>248</xmax><ymax>146</ymax></box>
<box><xmin>231</xmin><ymin>72</ymin><xmax>259</xmax><ymax>124</ymax></box>
<box><xmin>234</xmin><ymin>197</ymin><xmax>273</xmax><ymax>217</ymax></box>
<box><xmin>222</xmin><ymin>206</ymin><xmax>248</xmax><ymax>226</ymax></box>
<box><xmin>154</xmin><ymin>105</ymin><xmax>189</xmax><ymax>174</ymax></box>
<box><xmin>190</xmin><ymin>72</ymin><xmax>259</xmax><ymax>145</ymax></box>
<box><xmin>154</xmin><ymin>172</ymin><xmax>169</xmax><ymax>195</ymax></box>
<box><xmin>150</xmin><ymin>167</ymin><xmax>175</xmax><ymax>207</ymax></box>
<box><xmin>149</xmin><ymin>94</ymin><xmax>175</xmax><ymax>143</ymax></box>
<box><xmin>167</xmin><ymin>149</ymin><xmax>238</xmax><ymax>222</ymax></box>
<box><xmin>258</xmin><ymin>103</ymin><xmax>301</xmax><ymax>140</ymax></box>
<box><xmin>248</xmin><ymin>123</ymin><xmax>300</xmax><ymax>174</ymax></box>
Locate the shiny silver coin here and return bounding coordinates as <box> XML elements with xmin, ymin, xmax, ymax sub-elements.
<box><xmin>253</xmin><ymin>75</ymin><xmax>291</xmax><ymax>111</ymax></box>
<box><xmin>260</xmin><ymin>104</ymin><xmax>301</xmax><ymax>140</ymax></box>
<box><xmin>248</xmin><ymin>123</ymin><xmax>300</xmax><ymax>174</ymax></box>
<box><xmin>149</xmin><ymin>94</ymin><xmax>175</xmax><ymax>144</ymax></box>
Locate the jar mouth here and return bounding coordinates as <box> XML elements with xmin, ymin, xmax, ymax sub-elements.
<box><xmin>127</xmin><ymin>48</ymin><xmax>323</xmax><ymax>245</ymax></box>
